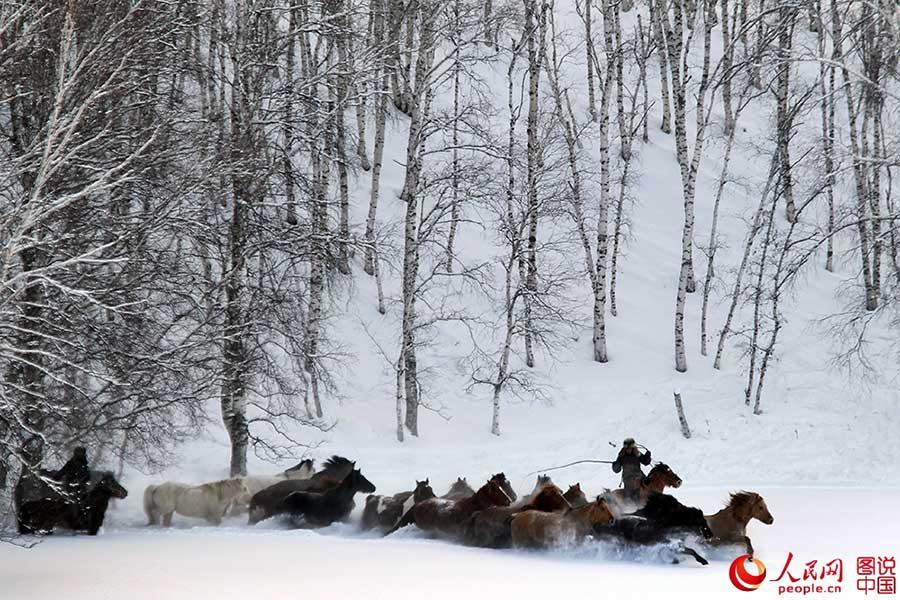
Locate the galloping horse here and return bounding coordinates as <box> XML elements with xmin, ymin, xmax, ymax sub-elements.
<box><xmin>283</xmin><ymin>468</ymin><xmax>376</xmax><ymax>528</ymax></box>
<box><xmin>705</xmin><ymin>491</ymin><xmax>774</xmax><ymax>557</ymax></box>
<box><xmin>602</xmin><ymin>463</ymin><xmax>682</xmax><ymax>517</ymax></box>
<box><xmin>385</xmin><ymin>479</ymin><xmax>512</xmax><ymax>539</ymax></box>
<box><xmin>510</xmin><ymin>496</ymin><xmax>615</xmax><ymax>549</ymax></box>
<box><xmin>248</xmin><ymin>456</ymin><xmax>355</xmax><ymax>524</ymax></box>
<box><xmin>144</xmin><ymin>477</ymin><xmax>248</xmax><ymax>526</ymax></box>
<box><xmin>463</xmin><ymin>485</ymin><xmax>571</xmax><ymax>548</ymax></box>
<box><xmin>361</xmin><ymin>479</ymin><xmax>436</xmax><ymax>532</ymax></box>
<box><xmin>594</xmin><ymin>493</ymin><xmax>714</xmax><ymax>565</ymax></box>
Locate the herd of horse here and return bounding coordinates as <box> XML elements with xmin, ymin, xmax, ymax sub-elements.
<box><xmin>137</xmin><ymin>456</ymin><xmax>773</xmax><ymax>565</ymax></box>
<box><xmin>18</xmin><ymin>453</ymin><xmax>775</xmax><ymax>566</ymax></box>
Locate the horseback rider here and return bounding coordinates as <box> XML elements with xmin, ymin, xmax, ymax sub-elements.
<box><xmin>611</xmin><ymin>438</ymin><xmax>652</xmax><ymax>501</ymax></box>
<box><xmin>53</xmin><ymin>446</ymin><xmax>90</xmax><ymax>503</ymax></box>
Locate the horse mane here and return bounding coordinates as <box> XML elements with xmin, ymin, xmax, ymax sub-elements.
<box><xmin>322</xmin><ymin>456</ymin><xmax>353</xmax><ymax>471</ymax></box>
<box><xmin>648</xmin><ymin>462</ymin><xmax>669</xmax><ymax>476</ymax></box>
<box><xmin>727</xmin><ymin>491</ymin><xmax>760</xmax><ymax>519</ymax></box>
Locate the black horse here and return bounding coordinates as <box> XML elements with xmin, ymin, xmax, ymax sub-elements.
<box><xmin>18</xmin><ymin>471</ymin><xmax>128</xmax><ymax>535</ymax></box>
<box><xmin>283</xmin><ymin>468</ymin><xmax>376</xmax><ymax>528</ymax></box>
<box><xmin>248</xmin><ymin>456</ymin><xmax>354</xmax><ymax>525</ymax></box>
<box><xmin>594</xmin><ymin>493</ymin><xmax>713</xmax><ymax>565</ymax></box>
<box><xmin>14</xmin><ymin>447</ymin><xmax>91</xmax><ymax>511</ymax></box>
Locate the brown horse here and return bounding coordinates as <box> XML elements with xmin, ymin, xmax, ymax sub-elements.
<box><xmin>563</xmin><ymin>483</ymin><xmax>588</xmax><ymax>507</ymax></box>
<box><xmin>603</xmin><ymin>463</ymin><xmax>682</xmax><ymax>517</ymax></box>
<box><xmin>360</xmin><ymin>479</ymin><xmax>436</xmax><ymax>532</ymax></box>
<box><xmin>385</xmin><ymin>479</ymin><xmax>512</xmax><ymax>539</ymax></box>
<box><xmin>463</xmin><ymin>485</ymin><xmax>570</xmax><ymax>549</ymax></box>
<box><xmin>705</xmin><ymin>491</ymin><xmax>774</xmax><ymax>557</ymax></box>
<box><xmin>441</xmin><ymin>477</ymin><xmax>475</xmax><ymax>501</ymax></box>
<box><xmin>489</xmin><ymin>472</ymin><xmax>517</xmax><ymax>503</ymax></box>
<box><xmin>510</xmin><ymin>496</ymin><xmax>614</xmax><ymax>549</ymax></box>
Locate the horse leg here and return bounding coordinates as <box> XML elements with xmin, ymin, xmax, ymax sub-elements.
<box><xmin>680</xmin><ymin>544</ymin><xmax>709</xmax><ymax>566</ymax></box>
<box><xmin>744</xmin><ymin>535</ymin><xmax>754</xmax><ymax>558</ymax></box>
<box><xmin>163</xmin><ymin>512</ymin><xmax>173</xmax><ymax>527</ymax></box>
<box><xmin>206</xmin><ymin>506</ymin><xmax>223</xmax><ymax>526</ymax></box>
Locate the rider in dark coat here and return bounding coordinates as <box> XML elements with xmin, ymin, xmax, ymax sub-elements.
<box><xmin>612</xmin><ymin>438</ymin><xmax>652</xmax><ymax>501</ymax></box>
<box><xmin>53</xmin><ymin>446</ymin><xmax>90</xmax><ymax>503</ymax></box>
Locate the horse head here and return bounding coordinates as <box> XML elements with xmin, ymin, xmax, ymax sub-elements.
<box><xmin>586</xmin><ymin>496</ymin><xmax>615</xmax><ymax>527</ymax></box>
<box><xmin>476</xmin><ymin>479</ymin><xmax>513</xmax><ymax>508</ymax></box>
<box><xmin>529</xmin><ymin>486</ymin><xmax>569</xmax><ymax>512</ymax></box>
<box><xmin>414</xmin><ymin>479</ymin><xmax>435</xmax><ymax>502</ymax></box>
<box><xmin>645</xmin><ymin>463</ymin><xmax>682</xmax><ymax>491</ymax></box>
<box><xmin>731</xmin><ymin>491</ymin><xmax>774</xmax><ymax>525</ymax></box>
<box><xmin>564</xmin><ymin>483</ymin><xmax>588</xmax><ymax>507</ymax></box>
<box><xmin>348</xmin><ymin>469</ymin><xmax>376</xmax><ymax>494</ymax></box>
<box><xmin>285</xmin><ymin>458</ymin><xmax>315</xmax><ymax>479</ymax></box>
<box><xmin>531</xmin><ymin>474</ymin><xmax>553</xmax><ymax>494</ymax></box>
<box><xmin>490</xmin><ymin>472</ymin><xmax>517</xmax><ymax>503</ymax></box>
<box><xmin>96</xmin><ymin>472</ymin><xmax>128</xmax><ymax>500</ymax></box>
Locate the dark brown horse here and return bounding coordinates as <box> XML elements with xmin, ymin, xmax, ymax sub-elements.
<box><xmin>603</xmin><ymin>463</ymin><xmax>682</xmax><ymax>517</ymax></box>
<box><xmin>282</xmin><ymin>468</ymin><xmax>376</xmax><ymax>528</ymax></box>
<box><xmin>705</xmin><ymin>491</ymin><xmax>774</xmax><ymax>557</ymax></box>
<box><xmin>385</xmin><ymin>479</ymin><xmax>512</xmax><ymax>539</ymax></box>
<box><xmin>248</xmin><ymin>456</ymin><xmax>354</xmax><ymax>524</ymax></box>
<box><xmin>441</xmin><ymin>477</ymin><xmax>475</xmax><ymax>501</ymax></box>
<box><xmin>18</xmin><ymin>472</ymin><xmax>128</xmax><ymax>536</ymax></box>
<box><xmin>360</xmin><ymin>479</ymin><xmax>436</xmax><ymax>532</ymax></box>
<box><xmin>510</xmin><ymin>496</ymin><xmax>614</xmax><ymax>549</ymax></box>
<box><xmin>463</xmin><ymin>485</ymin><xmax>570</xmax><ymax>548</ymax></box>
<box><xmin>563</xmin><ymin>483</ymin><xmax>588</xmax><ymax>507</ymax></box>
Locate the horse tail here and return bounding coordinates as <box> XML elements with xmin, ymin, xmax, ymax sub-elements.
<box><xmin>143</xmin><ymin>485</ymin><xmax>158</xmax><ymax>525</ymax></box>
<box><xmin>383</xmin><ymin>506</ymin><xmax>415</xmax><ymax>537</ymax></box>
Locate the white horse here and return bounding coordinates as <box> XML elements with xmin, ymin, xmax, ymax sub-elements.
<box><xmin>143</xmin><ymin>478</ymin><xmax>249</xmax><ymax>526</ymax></box>
<box><xmin>230</xmin><ymin>459</ymin><xmax>315</xmax><ymax>513</ymax></box>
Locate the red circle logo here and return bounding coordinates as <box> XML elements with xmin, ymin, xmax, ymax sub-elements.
<box><xmin>729</xmin><ymin>554</ymin><xmax>767</xmax><ymax>592</ymax></box>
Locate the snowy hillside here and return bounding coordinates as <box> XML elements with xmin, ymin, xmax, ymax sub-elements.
<box><xmin>2</xmin><ymin>0</ymin><xmax>899</xmax><ymax>597</ymax></box>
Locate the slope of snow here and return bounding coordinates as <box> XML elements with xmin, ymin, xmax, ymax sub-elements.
<box><xmin>3</xmin><ymin>487</ymin><xmax>898</xmax><ymax>600</ymax></box>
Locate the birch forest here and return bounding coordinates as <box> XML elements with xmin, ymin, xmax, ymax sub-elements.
<box><xmin>1</xmin><ymin>0</ymin><xmax>899</xmax><ymax>484</ymax></box>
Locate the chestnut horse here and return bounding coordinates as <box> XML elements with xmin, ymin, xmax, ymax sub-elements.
<box><xmin>361</xmin><ymin>479</ymin><xmax>436</xmax><ymax>532</ymax></box>
<box><xmin>463</xmin><ymin>485</ymin><xmax>570</xmax><ymax>548</ymax></box>
<box><xmin>563</xmin><ymin>483</ymin><xmax>588</xmax><ymax>508</ymax></box>
<box><xmin>705</xmin><ymin>491</ymin><xmax>774</xmax><ymax>557</ymax></box>
<box><xmin>603</xmin><ymin>463</ymin><xmax>682</xmax><ymax>517</ymax></box>
<box><xmin>510</xmin><ymin>496</ymin><xmax>614</xmax><ymax>549</ymax></box>
<box><xmin>385</xmin><ymin>479</ymin><xmax>512</xmax><ymax>539</ymax></box>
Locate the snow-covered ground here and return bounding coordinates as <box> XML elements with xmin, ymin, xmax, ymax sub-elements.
<box><xmin>3</xmin><ymin>487</ymin><xmax>898</xmax><ymax>600</ymax></box>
